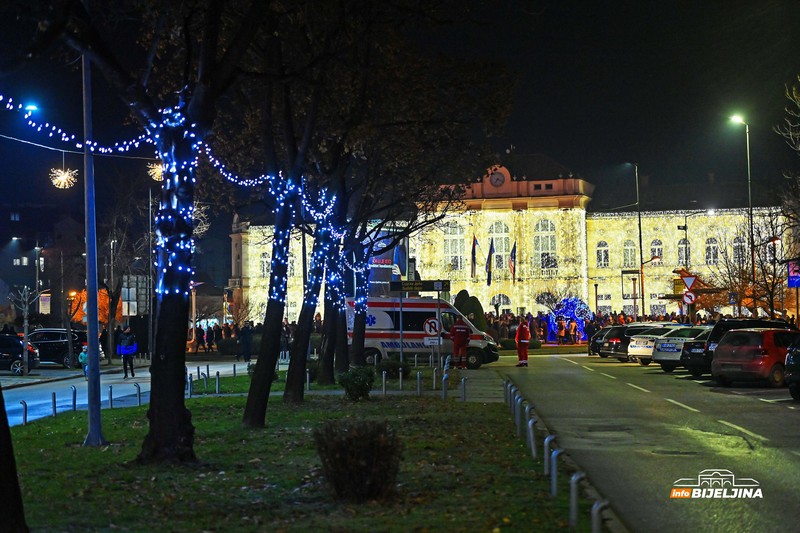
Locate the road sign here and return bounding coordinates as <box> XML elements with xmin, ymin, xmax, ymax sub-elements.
<box><xmin>389</xmin><ymin>279</ymin><xmax>451</xmax><ymax>292</ymax></box>
<box><xmin>682</xmin><ymin>291</ymin><xmax>697</xmax><ymax>305</ymax></box>
<box><xmin>682</xmin><ymin>275</ymin><xmax>697</xmax><ymax>291</ymax></box>
<box><xmin>424</xmin><ymin>336</ymin><xmax>442</xmax><ymax>346</ymax></box>
<box><xmin>423</xmin><ymin>317</ymin><xmax>440</xmax><ymax>335</ymax></box>
<box><xmin>728</xmin><ymin>292</ymin><xmax>737</xmax><ymax>305</ymax></box>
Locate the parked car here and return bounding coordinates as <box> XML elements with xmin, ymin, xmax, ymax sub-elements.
<box><xmin>785</xmin><ymin>339</ymin><xmax>800</xmax><ymax>400</ymax></box>
<box><xmin>599</xmin><ymin>324</ymin><xmax>667</xmax><ymax>362</ymax></box>
<box><xmin>710</xmin><ymin>328</ymin><xmax>800</xmax><ymax>387</ymax></box>
<box><xmin>653</xmin><ymin>327</ymin><xmax>711</xmax><ymax>372</ymax></box>
<box><xmin>0</xmin><ymin>334</ymin><xmax>40</xmax><ymax>375</ymax></box>
<box><xmin>27</xmin><ymin>328</ymin><xmax>104</xmax><ymax>369</ymax></box>
<box><xmin>589</xmin><ymin>326</ymin><xmax>613</xmax><ymax>356</ymax></box>
<box><xmin>682</xmin><ymin>318</ymin><xmax>793</xmax><ymax>377</ymax></box>
<box><xmin>627</xmin><ymin>325</ymin><xmax>688</xmax><ymax>366</ymax></box>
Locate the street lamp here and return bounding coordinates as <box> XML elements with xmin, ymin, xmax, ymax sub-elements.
<box><xmin>676</xmin><ymin>210</ymin><xmax>715</xmax><ymax>268</ymax></box>
<box><xmin>640</xmin><ymin>255</ymin><xmax>661</xmax><ymax>319</ymax></box>
<box><xmin>633</xmin><ymin>163</ymin><xmax>645</xmax><ymax>319</ymax></box>
<box><xmin>731</xmin><ymin>115</ymin><xmax>756</xmax><ymax>285</ymax></box>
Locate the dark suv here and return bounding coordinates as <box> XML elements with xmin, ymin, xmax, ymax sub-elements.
<box><xmin>0</xmin><ymin>334</ymin><xmax>40</xmax><ymax>375</ymax></box>
<box><xmin>27</xmin><ymin>328</ymin><xmax>103</xmax><ymax>368</ymax></box>
<box><xmin>599</xmin><ymin>324</ymin><xmax>664</xmax><ymax>362</ymax></box>
<box><xmin>681</xmin><ymin>318</ymin><xmax>793</xmax><ymax>377</ymax></box>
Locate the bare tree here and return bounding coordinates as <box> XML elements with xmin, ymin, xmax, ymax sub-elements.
<box><xmin>535</xmin><ymin>282</ymin><xmax>578</xmax><ymax>314</ymax></box>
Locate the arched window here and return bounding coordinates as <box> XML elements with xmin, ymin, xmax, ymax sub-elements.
<box><xmin>534</xmin><ymin>219</ymin><xmax>558</xmax><ymax>272</ymax></box>
<box><xmin>288</xmin><ymin>253</ymin><xmax>295</xmax><ymax>278</ymax></box>
<box><xmin>488</xmin><ymin>221</ymin><xmax>511</xmax><ymax>272</ymax></box>
<box><xmin>596</xmin><ymin>241</ymin><xmax>609</xmax><ymax>268</ymax></box>
<box><xmin>623</xmin><ymin>240</ymin><xmax>637</xmax><ymax>268</ymax></box>
<box><xmin>443</xmin><ymin>221</ymin><xmax>465</xmax><ymax>271</ymax></box>
<box><xmin>705</xmin><ymin>238</ymin><xmax>719</xmax><ymax>265</ymax></box>
<box><xmin>260</xmin><ymin>252</ymin><xmax>271</xmax><ymax>278</ymax></box>
<box><xmin>650</xmin><ymin>239</ymin><xmax>663</xmax><ymax>264</ymax></box>
<box><xmin>678</xmin><ymin>238</ymin><xmax>690</xmax><ymax>267</ymax></box>
<box><xmin>733</xmin><ymin>236</ymin><xmax>746</xmax><ymax>266</ymax></box>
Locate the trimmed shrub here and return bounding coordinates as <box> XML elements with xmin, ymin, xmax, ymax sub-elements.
<box><xmin>377</xmin><ymin>358</ymin><xmax>410</xmax><ymax>379</ymax></box>
<box><xmin>215</xmin><ymin>337</ymin><xmax>239</xmax><ymax>356</ymax></box>
<box><xmin>338</xmin><ymin>367</ymin><xmax>375</xmax><ymax>401</ymax></box>
<box><xmin>314</xmin><ymin>419</ymin><xmax>403</xmax><ymax>502</ymax></box>
<box><xmin>500</xmin><ymin>339</ymin><xmax>516</xmax><ymax>350</ymax></box>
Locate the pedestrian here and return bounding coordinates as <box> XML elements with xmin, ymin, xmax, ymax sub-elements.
<box><xmin>568</xmin><ymin>319</ymin><xmax>578</xmax><ymax>344</ymax></box>
<box><xmin>280</xmin><ymin>318</ymin><xmax>291</xmax><ymax>361</ymax></box>
<box><xmin>117</xmin><ymin>325</ymin><xmax>137</xmax><ymax>379</ymax></box>
<box><xmin>99</xmin><ymin>327</ymin><xmax>109</xmax><ymax>357</ymax></box>
<box><xmin>206</xmin><ymin>325</ymin><xmax>215</xmax><ymax>351</ymax></box>
<box><xmin>239</xmin><ymin>321</ymin><xmax>254</xmax><ymax>363</ymax></box>
<box><xmin>448</xmin><ymin>315</ymin><xmax>472</xmax><ymax>370</ymax></box>
<box><xmin>557</xmin><ymin>317</ymin><xmax>566</xmax><ymax>345</ymax></box>
<box><xmin>195</xmin><ymin>325</ymin><xmax>206</xmax><ymax>353</ymax></box>
<box><xmin>515</xmin><ymin>318</ymin><xmax>531</xmax><ymax>367</ymax></box>
<box><xmin>78</xmin><ymin>345</ymin><xmax>89</xmax><ymax>380</ymax></box>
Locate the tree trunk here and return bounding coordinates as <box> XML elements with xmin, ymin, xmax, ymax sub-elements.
<box><xmin>316</xmin><ymin>297</ymin><xmax>337</xmax><ymax>385</ymax></box>
<box><xmin>242</xmin><ymin>193</ymin><xmax>294</xmax><ymax>427</ymax></box>
<box><xmin>0</xmin><ymin>386</ymin><xmax>28</xmax><ymax>532</ymax></box>
<box><xmin>349</xmin><ymin>264</ymin><xmax>370</xmax><ymax>366</ymax></box>
<box><xmin>335</xmin><ymin>309</ymin><xmax>350</xmax><ymax>373</ymax></box>
<box><xmin>284</xmin><ymin>221</ymin><xmax>330</xmax><ymax>402</ymax></box>
<box><xmin>137</xmin><ymin>126</ymin><xmax>196</xmax><ymax>464</ymax></box>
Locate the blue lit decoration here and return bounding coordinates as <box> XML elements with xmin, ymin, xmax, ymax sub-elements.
<box><xmin>325</xmin><ymin>247</ymin><xmax>346</xmax><ymax>311</ymax></box>
<box><xmin>548</xmin><ymin>297</ymin><xmax>592</xmax><ymax>342</ymax></box>
<box><xmin>351</xmin><ymin>247</ymin><xmax>372</xmax><ymax>317</ymax></box>
<box><xmin>301</xmin><ymin>189</ymin><xmax>337</xmax><ymax>308</ymax></box>
<box><xmin>266</xmin><ymin>176</ymin><xmax>299</xmax><ymax>304</ymax></box>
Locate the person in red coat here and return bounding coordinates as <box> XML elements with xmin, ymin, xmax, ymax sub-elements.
<box><xmin>449</xmin><ymin>316</ymin><xmax>472</xmax><ymax>369</ymax></box>
<box><xmin>515</xmin><ymin>318</ymin><xmax>531</xmax><ymax>367</ymax></box>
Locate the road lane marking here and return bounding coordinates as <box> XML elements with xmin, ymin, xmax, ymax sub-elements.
<box><xmin>600</xmin><ymin>373</ymin><xmax>617</xmax><ymax>379</ymax></box>
<box><xmin>665</xmin><ymin>398</ymin><xmax>700</xmax><ymax>412</ymax></box>
<box><xmin>626</xmin><ymin>383</ymin><xmax>651</xmax><ymax>393</ymax></box>
<box><xmin>717</xmin><ymin>419</ymin><xmax>769</xmax><ymax>441</ymax></box>
<box><xmin>562</xmin><ymin>358</ymin><xmax>579</xmax><ymax>365</ymax></box>
<box><xmin>582</xmin><ymin>366</ymin><xmax>595</xmax><ymax>372</ymax></box>
<box><xmin>759</xmin><ymin>398</ymin><xmax>793</xmax><ymax>404</ymax></box>
<box><xmin>791</xmin><ymin>450</ymin><xmax>800</xmax><ymax>458</ymax></box>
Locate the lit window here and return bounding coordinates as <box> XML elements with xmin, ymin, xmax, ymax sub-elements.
<box><xmin>443</xmin><ymin>221</ymin><xmax>465</xmax><ymax>271</ymax></box>
<box><xmin>623</xmin><ymin>240</ymin><xmax>636</xmax><ymax>268</ymax></box>
<box><xmin>596</xmin><ymin>241</ymin><xmax>609</xmax><ymax>268</ymax></box>
<box><xmin>650</xmin><ymin>240</ymin><xmax>663</xmax><ymax>264</ymax></box>
<box><xmin>705</xmin><ymin>238</ymin><xmax>719</xmax><ymax>265</ymax></box>
<box><xmin>678</xmin><ymin>238</ymin><xmax>690</xmax><ymax>267</ymax></box>
<box><xmin>488</xmin><ymin>221</ymin><xmax>510</xmax><ymax>272</ymax></box>
<box><xmin>260</xmin><ymin>252</ymin><xmax>270</xmax><ymax>278</ymax></box>
<box><xmin>732</xmin><ymin>237</ymin><xmax>746</xmax><ymax>266</ymax></box>
<box><xmin>534</xmin><ymin>220</ymin><xmax>557</xmax><ymax>271</ymax></box>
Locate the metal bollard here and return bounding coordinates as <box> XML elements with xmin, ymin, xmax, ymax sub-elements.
<box><xmin>543</xmin><ymin>435</ymin><xmax>557</xmax><ymax>475</ymax></box>
<box><xmin>19</xmin><ymin>400</ymin><xmax>27</xmax><ymax>425</ymax></box>
<box><xmin>71</xmin><ymin>385</ymin><xmax>77</xmax><ymax>411</ymax></box>
<box><xmin>134</xmin><ymin>383</ymin><xmax>142</xmax><ymax>406</ymax></box>
<box><xmin>516</xmin><ymin>397</ymin><xmax>525</xmax><ymax>437</ymax></box>
<box><xmin>417</xmin><ymin>372</ymin><xmax>422</xmax><ymax>397</ymax></box>
<box><xmin>460</xmin><ymin>377</ymin><xmax>467</xmax><ymax>401</ymax></box>
<box><xmin>216</xmin><ymin>371</ymin><xmax>220</xmax><ymax>394</ymax></box>
<box><xmin>196</xmin><ymin>366</ymin><xmax>201</xmax><ymax>380</ymax></box>
<box><xmin>527</xmin><ymin>418</ymin><xmax>538</xmax><ymax>460</ymax></box>
<box><xmin>569</xmin><ymin>472</ymin><xmax>587</xmax><ymax>528</ymax></box>
<box><xmin>201</xmin><ymin>373</ymin><xmax>208</xmax><ymax>388</ymax></box>
<box><xmin>399</xmin><ymin>370</ymin><xmax>403</xmax><ymax>391</ymax></box>
<box><xmin>206</xmin><ymin>364</ymin><xmax>210</xmax><ymax>379</ymax></box>
<box><xmin>414</xmin><ymin>354</ymin><xmax>418</xmax><ymax>367</ymax></box>
<box><xmin>433</xmin><ymin>368</ymin><xmax>437</xmax><ymax>390</ymax></box>
<box><xmin>51</xmin><ymin>392</ymin><xmax>57</xmax><ymax>417</ymax></box>
<box><xmin>550</xmin><ymin>448</ymin><xmax>564</xmax><ymax>496</ymax></box>
<box><xmin>233</xmin><ymin>364</ymin><xmax>237</xmax><ymax>377</ymax></box>
<box><xmin>382</xmin><ymin>371</ymin><xmax>387</xmax><ymax>396</ymax></box>
<box><xmin>188</xmin><ymin>375</ymin><xmax>193</xmax><ymax>398</ymax></box>
<box><xmin>442</xmin><ymin>374</ymin><xmax>448</xmax><ymax>399</ymax></box>
<box><xmin>509</xmin><ymin>387</ymin><xmax>519</xmax><ymax>414</ymax></box>
<box><xmin>306</xmin><ymin>369</ymin><xmax>311</xmax><ymax>391</ymax></box>
<box><xmin>108</xmin><ymin>385</ymin><xmax>113</xmax><ymax>409</ymax></box>
<box><xmin>524</xmin><ymin>403</ymin><xmax>533</xmax><ymax>431</ymax></box>
<box><xmin>591</xmin><ymin>500</ymin><xmax>610</xmax><ymax>533</ymax></box>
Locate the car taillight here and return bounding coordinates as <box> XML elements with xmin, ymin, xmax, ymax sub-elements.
<box><xmin>27</xmin><ymin>344</ymin><xmax>37</xmax><ymax>354</ymax></box>
<box><xmin>82</xmin><ymin>342</ymin><xmax>88</xmax><ymax>347</ymax></box>
<box><xmin>609</xmin><ymin>337</ymin><xmax>621</xmax><ymax>344</ymax></box>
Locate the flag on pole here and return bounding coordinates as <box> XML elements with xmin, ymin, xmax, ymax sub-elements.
<box><xmin>509</xmin><ymin>241</ymin><xmax>517</xmax><ymax>282</ymax></box>
<box><xmin>470</xmin><ymin>235</ymin><xmax>478</xmax><ymax>278</ymax></box>
<box><xmin>486</xmin><ymin>238</ymin><xmax>495</xmax><ymax>286</ymax></box>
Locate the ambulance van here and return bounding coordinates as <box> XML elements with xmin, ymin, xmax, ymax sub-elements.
<box><xmin>345</xmin><ymin>297</ymin><xmax>499</xmax><ymax>369</ymax></box>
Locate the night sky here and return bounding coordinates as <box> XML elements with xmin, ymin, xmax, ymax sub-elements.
<box><xmin>2</xmin><ymin>2</ymin><xmax>800</xmax><ymax>212</ymax></box>
<box><xmin>435</xmin><ymin>0</ymin><xmax>800</xmax><ymax>209</ymax></box>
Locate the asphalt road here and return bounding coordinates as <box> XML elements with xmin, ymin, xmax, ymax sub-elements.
<box><xmin>501</xmin><ymin>354</ymin><xmax>800</xmax><ymax>533</ymax></box>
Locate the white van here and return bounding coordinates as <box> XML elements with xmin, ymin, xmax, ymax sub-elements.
<box><xmin>345</xmin><ymin>297</ymin><xmax>499</xmax><ymax>369</ymax></box>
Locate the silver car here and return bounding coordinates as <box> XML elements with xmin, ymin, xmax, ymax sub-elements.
<box><xmin>652</xmin><ymin>326</ymin><xmax>712</xmax><ymax>373</ymax></box>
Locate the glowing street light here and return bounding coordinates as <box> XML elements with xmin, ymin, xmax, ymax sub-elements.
<box><xmin>730</xmin><ymin>114</ymin><xmax>755</xmax><ymax>285</ymax></box>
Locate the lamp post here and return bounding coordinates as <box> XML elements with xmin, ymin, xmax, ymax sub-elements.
<box><xmin>633</xmin><ymin>163</ymin><xmax>645</xmax><ymax>318</ymax></box>
<box><xmin>639</xmin><ymin>255</ymin><xmax>661</xmax><ymax>320</ymax></box>
<box><xmin>676</xmin><ymin>210</ymin><xmax>715</xmax><ymax>269</ymax></box>
<box><xmin>731</xmin><ymin>115</ymin><xmax>756</xmax><ymax>285</ymax></box>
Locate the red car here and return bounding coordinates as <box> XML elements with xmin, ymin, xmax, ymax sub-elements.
<box><xmin>711</xmin><ymin>328</ymin><xmax>800</xmax><ymax>387</ymax></box>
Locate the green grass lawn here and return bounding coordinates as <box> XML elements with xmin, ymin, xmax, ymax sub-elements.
<box><xmin>12</xmin><ymin>388</ymin><xmax>602</xmax><ymax>532</ymax></box>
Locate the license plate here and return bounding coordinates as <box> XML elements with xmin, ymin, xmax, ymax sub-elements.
<box><xmin>659</xmin><ymin>343</ymin><xmax>678</xmax><ymax>352</ymax></box>
<box><xmin>709</xmin><ymin>342</ymin><xmax>718</xmax><ymax>352</ymax></box>
<box><xmin>722</xmin><ymin>364</ymin><xmax>741</xmax><ymax>371</ymax></box>
<box><xmin>689</xmin><ymin>348</ymin><xmax>703</xmax><ymax>353</ymax></box>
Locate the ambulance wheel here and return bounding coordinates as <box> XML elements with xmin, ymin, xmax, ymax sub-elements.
<box><xmin>466</xmin><ymin>349</ymin><xmax>483</xmax><ymax>370</ymax></box>
<box><xmin>364</xmin><ymin>349</ymin><xmax>381</xmax><ymax>366</ymax></box>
